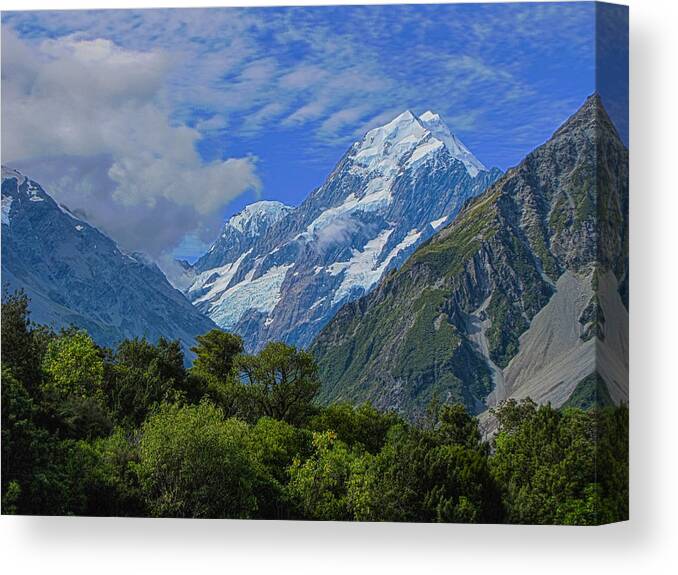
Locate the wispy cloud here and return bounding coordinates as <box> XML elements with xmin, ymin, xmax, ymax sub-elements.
<box><xmin>2</xmin><ymin>3</ymin><xmax>598</xmax><ymax>262</ymax></box>
<box><xmin>3</xmin><ymin>4</ymin><xmax>595</xmax><ymax>147</ymax></box>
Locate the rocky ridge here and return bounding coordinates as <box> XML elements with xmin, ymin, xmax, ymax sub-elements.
<box><xmin>311</xmin><ymin>94</ymin><xmax>629</xmax><ymax>418</ymax></box>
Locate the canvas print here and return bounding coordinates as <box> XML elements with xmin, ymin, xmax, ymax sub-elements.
<box><xmin>0</xmin><ymin>2</ymin><xmax>628</xmax><ymax>524</ymax></box>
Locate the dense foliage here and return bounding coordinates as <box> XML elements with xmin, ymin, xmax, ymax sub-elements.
<box><xmin>1</xmin><ymin>292</ymin><xmax>628</xmax><ymax>523</ymax></box>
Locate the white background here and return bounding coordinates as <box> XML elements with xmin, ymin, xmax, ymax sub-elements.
<box><xmin>1</xmin><ymin>0</ymin><xmax>676</xmax><ymax>573</ymax></box>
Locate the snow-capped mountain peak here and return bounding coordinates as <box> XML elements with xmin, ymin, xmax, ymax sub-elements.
<box><xmin>369</xmin><ymin>109</ymin><xmax>422</xmax><ymax>139</ymax></box>
<box><xmin>353</xmin><ymin>110</ymin><xmax>429</xmax><ymax>176</ymax></box>
<box><xmin>186</xmin><ymin>108</ymin><xmax>501</xmax><ymax>351</ymax></box>
<box><xmin>191</xmin><ymin>199</ymin><xmax>294</xmax><ymax>276</ymax></box>
<box><xmin>228</xmin><ymin>200</ymin><xmax>293</xmax><ymax>236</ymax></box>
<box><xmin>352</xmin><ymin>110</ymin><xmax>486</xmax><ymax>178</ymax></box>
<box><xmin>417</xmin><ymin>111</ymin><xmax>486</xmax><ymax>176</ymax></box>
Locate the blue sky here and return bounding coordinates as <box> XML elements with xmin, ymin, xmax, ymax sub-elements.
<box><xmin>1</xmin><ymin>3</ymin><xmax>625</xmax><ymax>266</ymax></box>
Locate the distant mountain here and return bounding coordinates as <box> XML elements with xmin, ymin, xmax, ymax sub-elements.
<box><xmin>187</xmin><ymin>110</ymin><xmax>501</xmax><ymax>350</ymax></box>
<box><xmin>193</xmin><ymin>201</ymin><xmax>294</xmax><ymax>273</ymax></box>
<box><xmin>311</xmin><ymin>95</ymin><xmax>629</xmax><ymax>419</ymax></box>
<box><xmin>1</xmin><ymin>167</ymin><xmax>216</xmax><ymax>352</ymax></box>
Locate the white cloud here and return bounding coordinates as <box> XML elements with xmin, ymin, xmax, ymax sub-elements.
<box><xmin>1</xmin><ymin>27</ymin><xmax>260</xmax><ymax>264</ymax></box>
<box><xmin>319</xmin><ymin>106</ymin><xmax>370</xmax><ymax>136</ymax></box>
<box><xmin>279</xmin><ymin>65</ymin><xmax>328</xmax><ymax>90</ymax></box>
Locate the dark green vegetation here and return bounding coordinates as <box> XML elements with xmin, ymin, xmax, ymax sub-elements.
<box><xmin>562</xmin><ymin>372</ymin><xmax>614</xmax><ymax>410</ymax></box>
<box><xmin>1</xmin><ymin>291</ymin><xmax>627</xmax><ymax>523</ymax></box>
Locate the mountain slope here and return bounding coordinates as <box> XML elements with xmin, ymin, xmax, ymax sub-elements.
<box><xmin>188</xmin><ymin>110</ymin><xmax>501</xmax><ymax>350</ymax></box>
<box><xmin>1</xmin><ymin>167</ymin><xmax>216</xmax><ymax>352</ymax></box>
<box><xmin>192</xmin><ymin>200</ymin><xmax>293</xmax><ymax>275</ymax></box>
<box><xmin>311</xmin><ymin>94</ymin><xmax>629</xmax><ymax>417</ymax></box>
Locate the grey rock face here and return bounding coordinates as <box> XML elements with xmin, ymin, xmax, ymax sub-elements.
<box><xmin>1</xmin><ymin>167</ymin><xmax>216</xmax><ymax>353</ymax></box>
<box><xmin>187</xmin><ymin>110</ymin><xmax>501</xmax><ymax>351</ymax></box>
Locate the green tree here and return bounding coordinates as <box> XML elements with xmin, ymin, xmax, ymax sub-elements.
<box><xmin>155</xmin><ymin>337</ymin><xmax>187</xmax><ymax>388</ymax></box>
<box><xmin>1</xmin><ymin>290</ymin><xmax>51</xmax><ymax>393</ymax></box>
<box><xmin>189</xmin><ymin>330</ymin><xmax>245</xmax><ymax>415</ymax></box>
<box><xmin>41</xmin><ymin>331</ymin><xmax>111</xmax><ymax>438</ymax></box>
<box><xmin>348</xmin><ymin>424</ymin><xmax>434</xmax><ymax>522</ymax></box>
<box><xmin>191</xmin><ymin>329</ymin><xmax>243</xmax><ymax>382</ymax></box>
<box><xmin>489</xmin><ymin>399</ymin><xmax>618</xmax><ymax>525</ymax></box>
<box><xmin>287</xmin><ymin>431</ymin><xmax>366</xmax><ymax>521</ymax></box>
<box><xmin>136</xmin><ymin>401</ymin><xmax>257</xmax><ymax>518</ymax></box>
<box><xmin>435</xmin><ymin>403</ymin><xmax>485</xmax><ymax>452</ymax></box>
<box><xmin>591</xmin><ymin>404</ymin><xmax>629</xmax><ymax>523</ymax></box>
<box><xmin>107</xmin><ymin>337</ymin><xmax>187</xmax><ymax>427</ymax></box>
<box><xmin>349</xmin><ymin>410</ymin><xmax>501</xmax><ymax>523</ymax></box>
<box><xmin>42</xmin><ymin>331</ymin><xmax>105</xmax><ymax>402</ymax></box>
<box><xmin>1</xmin><ymin>364</ymin><xmax>100</xmax><ymax>515</ymax></box>
<box><xmin>237</xmin><ymin>342</ymin><xmax>320</xmax><ymax>425</ymax></box>
<box><xmin>423</xmin><ymin>444</ymin><xmax>501</xmax><ymax>522</ymax></box>
<box><xmin>307</xmin><ymin>402</ymin><xmax>401</xmax><ymax>454</ymax></box>
<box><xmin>247</xmin><ymin>417</ymin><xmax>312</xmax><ymax>519</ymax></box>
<box><xmin>72</xmin><ymin>430</ymin><xmax>144</xmax><ymax>517</ymax></box>
<box><xmin>1</xmin><ymin>367</ymin><xmax>52</xmax><ymax>513</ymax></box>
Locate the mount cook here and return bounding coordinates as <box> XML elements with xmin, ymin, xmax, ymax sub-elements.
<box><xmin>186</xmin><ymin>110</ymin><xmax>501</xmax><ymax>350</ymax></box>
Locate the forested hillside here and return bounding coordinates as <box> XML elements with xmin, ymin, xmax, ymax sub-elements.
<box><xmin>1</xmin><ymin>292</ymin><xmax>627</xmax><ymax>524</ymax></box>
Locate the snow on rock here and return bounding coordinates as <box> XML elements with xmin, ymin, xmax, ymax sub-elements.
<box><xmin>431</xmin><ymin>216</ymin><xmax>448</xmax><ymax>230</ymax></box>
<box><xmin>190</xmin><ymin>199</ymin><xmax>294</xmax><ymax>279</ymax></box>
<box><xmin>418</xmin><ymin>111</ymin><xmax>486</xmax><ymax>176</ymax></box>
<box><xmin>190</xmin><ymin>250</ymin><xmax>252</xmax><ymax>303</ymax></box>
<box><xmin>27</xmin><ymin>182</ymin><xmax>45</xmax><ymax>202</ymax></box>
<box><xmin>328</xmin><ymin>228</ymin><xmax>394</xmax><ymax>304</ymax></box>
<box><xmin>207</xmin><ymin>263</ymin><xmax>294</xmax><ymax>329</ymax></box>
<box><xmin>352</xmin><ymin>110</ymin><xmax>429</xmax><ymax>177</ymax></box>
<box><xmin>2</xmin><ymin>195</ymin><xmax>13</xmax><ymax>225</ymax></box>
<box><xmin>405</xmin><ymin>137</ymin><xmax>445</xmax><ymax>168</ymax></box>
<box><xmin>391</xmin><ymin>227</ymin><xmax>423</xmax><ymax>254</ymax></box>
<box><xmin>301</xmin><ymin>108</ymin><xmax>481</xmax><ymax>244</ymax></box>
<box><xmin>327</xmin><ymin>226</ymin><xmax>422</xmax><ymax>306</ymax></box>
<box><xmin>352</xmin><ymin>109</ymin><xmax>486</xmax><ymax>178</ymax></box>
<box><xmin>228</xmin><ymin>201</ymin><xmax>293</xmax><ymax>236</ymax></box>
<box><xmin>309</xmin><ymin>296</ymin><xmax>326</xmax><ymax>311</ymax></box>
<box><xmin>301</xmin><ymin>189</ymin><xmax>390</xmax><ymax>241</ymax></box>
